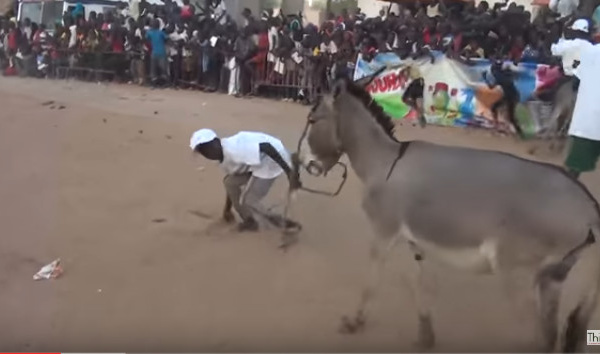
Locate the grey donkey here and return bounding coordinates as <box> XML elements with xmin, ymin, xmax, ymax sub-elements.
<box><xmin>302</xmin><ymin>75</ymin><xmax>600</xmax><ymax>352</ymax></box>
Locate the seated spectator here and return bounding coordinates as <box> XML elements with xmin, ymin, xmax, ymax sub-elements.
<box><xmin>508</xmin><ymin>35</ymin><xmax>525</xmax><ymax>63</ymax></box>
<box><xmin>461</xmin><ymin>37</ymin><xmax>485</xmax><ymax>59</ymax></box>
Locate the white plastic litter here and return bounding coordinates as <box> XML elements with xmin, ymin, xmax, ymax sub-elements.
<box><xmin>33</xmin><ymin>258</ymin><xmax>63</xmax><ymax>280</ymax></box>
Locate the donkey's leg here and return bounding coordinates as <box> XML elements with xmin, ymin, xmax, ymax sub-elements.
<box><xmin>533</xmin><ymin>265</ymin><xmax>561</xmax><ymax>352</ymax></box>
<box><xmin>398</xmin><ymin>223</ymin><xmax>436</xmax><ymax>349</ymax></box>
<box><xmin>555</xmin><ymin>244</ymin><xmax>600</xmax><ymax>353</ymax></box>
<box><xmin>405</xmin><ymin>241</ymin><xmax>436</xmax><ymax>350</ymax></box>
<box><xmin>340</xmin><ymin>235</ymin><xmax>398</xmax><ymax>333</ymax></box>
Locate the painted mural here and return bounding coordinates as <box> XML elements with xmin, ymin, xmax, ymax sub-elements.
<box><xmin>353</xmin><ymin>51</ymin><xmax>564</xmax><ymax>138</ymax></box>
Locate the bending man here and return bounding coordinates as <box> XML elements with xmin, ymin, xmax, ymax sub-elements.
<box><xmin>190</xmin><ymin>129</ymin><xmax>300</xmax><ymax>231</ymax></box>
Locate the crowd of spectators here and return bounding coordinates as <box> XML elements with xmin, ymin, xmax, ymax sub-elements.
<box><xmin>0</xmin><ymin>0</ymin><xmax>598</xmax><ymax>103</ymax></box>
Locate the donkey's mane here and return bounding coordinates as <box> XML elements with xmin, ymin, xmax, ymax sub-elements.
<box><xmin>341</xmin><ymin>78</ymin><xmax>399</xmax><ymax>143</ymax></box>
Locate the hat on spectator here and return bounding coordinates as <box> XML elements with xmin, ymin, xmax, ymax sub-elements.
<box><xmin>190</xmin><ymin>129</ymin><xmax>218</xmax><ymax>150</ymax></box>
<box><xmin>570</xmin><ymin>19</ymin><xmax>589</xmax><ymax>33</ymax></box>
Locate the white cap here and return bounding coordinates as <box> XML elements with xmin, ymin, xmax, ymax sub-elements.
<box><xmin>190</xmin><ymin>129</ymin><xmax>217</xmax><ymax>150</ymax></box>
<box><xmin>570</xmin><ymin>19</ymin><xmax>589</xmax><ymax>33</ymax></box>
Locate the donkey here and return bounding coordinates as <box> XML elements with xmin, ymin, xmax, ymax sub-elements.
<box><xmin>302</xmin><ymin>75</ymin><xmax>600</xmax><ymax>352</ymax></box>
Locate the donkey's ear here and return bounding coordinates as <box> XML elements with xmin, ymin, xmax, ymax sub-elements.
<box><xmin>332</xmin><ymin>79</ymin><xmax>348</xmax><ymax>97</ymax></box>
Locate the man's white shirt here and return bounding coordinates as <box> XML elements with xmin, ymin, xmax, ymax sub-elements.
<box><xmin>551</xmin><ymin>38</ymin><xmax>593</xmax><ymax>77</ymax></box>
<box><xmin>220</xmin><ymin>131</ymin><xmax>291</xmax><ymax>179</ymax></box>
<box><xmin>569</xmin><ymin>44</ymin><xmax>600</xmax><ymax>141</ymax></box>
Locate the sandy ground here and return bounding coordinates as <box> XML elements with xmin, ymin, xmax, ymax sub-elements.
<box><xmin>1</xmin><ymin>77</ymin><xmax>599</xmax><ymax>352</ymax></box>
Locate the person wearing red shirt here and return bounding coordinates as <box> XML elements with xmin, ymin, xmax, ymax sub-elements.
<box><xmin>7</xmin><ymin>22</ymin><xmax>19</xmax><ymax>55</ymax></box>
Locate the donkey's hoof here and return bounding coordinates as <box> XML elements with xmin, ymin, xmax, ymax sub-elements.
<box><xmin>279</xmin><ymin>233</ymin><xmax>299</xmax><ymax>251</ymax></box>
<box><xmin>415</xmin><ymin>315</ymin><xmax>435</xmax><ymax>351</ymax></box>
<box><xmin>415</xmin><ymin>335</ymin><xmax>435</xmax><ymax>352</ymax></box>
<box><xmin>339</xmin><ymin>312</ymin><xmax>366</xmax><ymax>334</ymax></box>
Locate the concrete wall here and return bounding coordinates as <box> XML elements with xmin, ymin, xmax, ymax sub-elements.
<box><xmin>281</xmin><ymin>0</ymin><xmax>303</xmax><ymax>14</ymax></box>
<box><xmin>357</xmin><ymin>0</ymin><xmax>397</xmax><ymax>17</ymax></box>
<box><xmin>222</xmin><ymin>0</ymin><xmax>308</xmax><ymax>25</ymax></box>
<box><xmin>222</xmin><ymin>0</ymin><xmax>260</xmax><ymax>24</ymax></box>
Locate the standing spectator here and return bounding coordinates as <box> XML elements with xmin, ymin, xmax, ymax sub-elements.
<box><xmin>180</xmin><ymin>26</ymin><xmax>196</xmax><ymax>86</ymax></box>
<box><xmin>427</xmin><ymin>0</ymin><xmax>445</xmax><ymax>18</ymax></box>
<box><xmin>167</xmin><ymin>24</ymin><xmax>185</xmax><ymax>87</ymax></box>
<box><xmin>246</xmin><ymin>22</ymin><xmax>269</xmax><ymax>91</ymax></box>
<box><xmin>233</xmin><ymin>26</ymin><xmax>257</xmax><ymax>96</ymax></box>
<box><xmin>549</xmin><ymin>0</ymin><xmax>579</xmax><ymax>19</ymax></box>
<box><xmin>21</xmin><ymin>18</ymin><xmax>32</xmax><ymax>43</ymax></box>
<box><xmin>109</xmin><ymin>23</ymin><xmax>127</xmax><ymax>81</ymax></box>
<box><xmin>180</xmin><ymin>0</ymin><xmax>195</xmax><ymax>22</ymax></box>
<box><xmin>593</xmin><ymin>5</ymin><xmax>600</xmax><ymax>35</ymax></box>
<box><xmin>71</xmin><ymin>2</ymin><xmax>84</xmax><ymax>19</ymax></box>
<box><xmin>127</xmin><ymin>25</ymin><xmax>146</xmax><ymax>85</ymax></box>
<box><xmin>564</xmin><ymin>43</ymin><xmax>600</xmax><ymax>178</ymax></box>
<box><xmin>146</xmin><ymin>18</ymin><xmax>168</xmax><ymax>87</ymax></box>
<box><xmin>242</xmin><ymin>8</ymin><xmax>255</xmax><ymax>30</ymax></box>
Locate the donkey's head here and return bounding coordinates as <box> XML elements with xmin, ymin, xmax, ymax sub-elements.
<box><xmin>305</xmin><ymin>68</ymin><xmax>390</xmax><ymax>174</ymax></box>
<box><xmin>305</xmin><ymin>87</ymin><xmax>344</xmax><ymax>174</ymax></box>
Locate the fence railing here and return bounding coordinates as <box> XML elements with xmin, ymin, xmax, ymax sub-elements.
<box><xmin>19</xmin><ymin>47</ymin><xmax>340</xmax><ymax>103</ymax></box>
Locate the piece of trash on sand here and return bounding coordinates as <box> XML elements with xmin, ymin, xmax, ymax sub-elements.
<box><xmin>33</xmin><ymin>259</ymin><xmax>63</xmax><ymax>280</ymax></box>
<box><xmin>152</xmin><ymin>218</ymin><xmax>167</xmax><ymax>223</ymax></box>
<box><xmin>196</xmin><ymin>166</ymin><xmax>205</xmax><ymax>172</ymax></box>
<box><xmin>41</xmin><ymin>100</ymin><xmax>55</xmax><ymax>106</ymax></box>
<box><xmin>97</xmin><ymin>289</ymin><xmax>102</xmax><ymax>293</ymax></box>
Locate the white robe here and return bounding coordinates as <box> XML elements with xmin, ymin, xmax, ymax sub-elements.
<box><xmin>569</xmin><ymin>44</ymin><xmax>600</xmax><ymax>141</ymax></box>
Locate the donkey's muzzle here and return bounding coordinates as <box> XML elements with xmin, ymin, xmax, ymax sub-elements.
<box><xmin>293</xmin><ymin>151</ymin><xmax>324</xmax><ymax>177</ymax></box>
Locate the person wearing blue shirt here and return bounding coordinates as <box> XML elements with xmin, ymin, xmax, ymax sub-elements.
<box><xmin>145</xmin><ymin>19</ymin><xmax>168</xmax><ymax>86</ymax></box>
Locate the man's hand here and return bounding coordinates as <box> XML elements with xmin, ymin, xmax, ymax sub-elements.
<box><xmin>289</xmin><ymin>172</ymin><xmax>302</xmax><ymax>191</ymax></box>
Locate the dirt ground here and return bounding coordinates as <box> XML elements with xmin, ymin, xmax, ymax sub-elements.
<box><xmin>1</xmin><ymin>77</ymin><xmax>600</xmax><ymax>352</ymax></box>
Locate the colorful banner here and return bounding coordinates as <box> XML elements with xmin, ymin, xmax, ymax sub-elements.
<box><xmin>354</xmin><ymin>51</ymin><xmax>564</xmax><ymax>138</ymax></box>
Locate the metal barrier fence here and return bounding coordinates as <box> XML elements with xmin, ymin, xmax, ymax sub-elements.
<box><xmin>51</xmin><ymin>49</ymin><xmax>126</xmax><ymax>81</ymax></box>
<box><xmin>252</xmin><ymin>56</ymin><xmax>338</xmax><ymax>103</ymax></box>
<box><xmin>41</xmin><ymin>48</ymin><xmax>337</xmax><ymax>103</ymax></box>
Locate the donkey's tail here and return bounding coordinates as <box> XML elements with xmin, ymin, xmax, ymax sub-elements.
<box><xmin>554</xmin><ymin>228</ymin><xmax>600</xmax><ymax>352</ymax></box>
